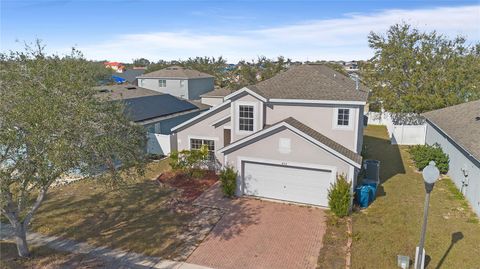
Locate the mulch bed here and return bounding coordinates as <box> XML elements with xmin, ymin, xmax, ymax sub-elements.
<box><xmin>157</xmin><ymin>170</ymin><xmax>218</xmax><ymax>203</ymax></box>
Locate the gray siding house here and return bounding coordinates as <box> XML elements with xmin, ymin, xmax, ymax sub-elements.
<box><xmin>423</xmin><ymin>100</ymin><xmax>480</xmax><ymax>216</ymax></box>
<box><xmin>96</xmin><ymin>84</ymin><xmax>209</xmax><ymax>155</ymax></box>
<box><xmin>171</xmin><ymin>65</ymin><xmax>368</xmax><ymax>207</ymax></box>
<box><xmin>137</xmin><ymin>66</ymin><xmax>214</xmax><ymax>100</ymax></box>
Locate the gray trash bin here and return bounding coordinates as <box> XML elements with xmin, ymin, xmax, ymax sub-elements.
<box><xmin>363</xmin><ymin>159</ymin><xmax>380</xmax><ymax>184</ymax></box>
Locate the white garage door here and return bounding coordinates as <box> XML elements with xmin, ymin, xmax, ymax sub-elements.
<box><xmin>243</xmin><ymin>161</ymin><xmax>334</xmax><ymax>206</ymax></box>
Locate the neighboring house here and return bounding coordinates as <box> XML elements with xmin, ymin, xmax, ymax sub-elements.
<box><xmin>200</xmin><ymin>88</ymin><xmax>231</xmax><ymax>106</ymax></box>
<box><xmin>423</xmin><ymin>100</ymin><xmax>480</xmax><ymax>216</ymax></box>
<box><xmin>171</xmin><ymin>64</ymin><xmax>368</xmax><ymax>207</ymax></box>
<box><xmin>104</xmin><ymin>61</ymin><xmax>126</xmax><ymax>73</ymax></box>
<box><xmin>112</xmin><ymin>69</ymin><xmax>145</xmax><ymax>85</ymax></box>
<box><xmin>137</xmin><ymin>66</ymin><xmax>214</xmax><ymax>100</ymax></box>
<box><xmin>96</xmin><ymin>84</ymin><xmax>209</xmax><ymax>155</ymax></box>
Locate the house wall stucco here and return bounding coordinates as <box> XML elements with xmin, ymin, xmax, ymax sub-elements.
<box><xmin>426</xmin><ymin>122</ymin><xmax>480</xmax><ymax>216</ymax></box>
<box><xmin>138</xmin><ymin>77</ymin><xmax>214</xmax><ymax>100</ymax></box>
<box><xmin>175</xmin><ymin>104</ymin><xmax>230</xmax><ymax>164</ymax></box>
<box><xmin>188</xmin><ymin>78</ymin><xmax>215</xmax><ymax>99</ymax></box>
<box><xmin>265</xmin><ymin>103</ymin><xmax>361</xmax><ymax>152</ymax></box>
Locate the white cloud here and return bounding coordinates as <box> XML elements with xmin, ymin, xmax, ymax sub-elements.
<box><xmin>79</xmin><ymin>5</ymin><xmax>479</xmax><ymax>62</ymax></box>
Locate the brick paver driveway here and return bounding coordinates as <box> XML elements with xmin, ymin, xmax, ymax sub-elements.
<box><xmin>187</xmin><ymin>183</ymin><xmax>327</xmax><ymax>269</ymax></box>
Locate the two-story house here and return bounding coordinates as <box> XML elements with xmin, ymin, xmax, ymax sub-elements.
<box><xmin>137</xmin><ymin>66</ymin><xmax>215</xmax><ymax>100</ymax></box>
<box><xmin>171</xmin><ymin>64</ymin><xmax>368</xmax><ymax>207</ymax></box>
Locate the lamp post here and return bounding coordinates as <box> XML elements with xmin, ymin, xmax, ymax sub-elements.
<box><xmin>415</xmin><ymin>161</ymin><xmax>440</xmax><ymax>269</ymax></box>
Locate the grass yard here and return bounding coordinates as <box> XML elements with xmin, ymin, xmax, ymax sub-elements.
<box><xmin>26</xmin><ymin>158</ymin><xmax>216</xmax><ymax>260</ymax></box>
<box><xmin>352</xmin><ymin>125</ymin><xmax>480</xmax><ymax>268</ymax></box>
<box><xmin>316</xmin><ymin>213</ymin><xmax>349</xmax><ymax>268</ymax></box>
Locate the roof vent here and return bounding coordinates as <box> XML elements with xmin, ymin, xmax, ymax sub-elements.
<box><xmin>333</xmin><ymin>73</ymin><xmax>337</xmax><ymax>78</ymax></box>
<box><xmin>476</xmin><ymin>116</ymin><xmax>480</xmax><ymax>121</ymax></box>
<box><xmin>125</xmin><ymin>86</ymin><xmax>136</xmax><ymax>90</ymax></box>
<box><xmin>99</xmin><ymin>89</ymin><xmax>110</xmax><ymax>93</ymax></box>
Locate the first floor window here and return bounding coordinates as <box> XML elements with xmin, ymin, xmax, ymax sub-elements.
<box><xmin>238</xmin><ymin>105</ymin><xmax>254</xmax><ymax>131</ymax></box>
<box><xmin>337</xmin><ymin>108</ymin><xmax>350</xmax><ymax>126</ymax></box>
<box><xmin>158</xmin><ymin>79</ymin><xmax>166</xmax><ymax>87</ymax></box>
<box><xmin>190</xmin><ymin>139</ymin><xmax>215</xmax><ymax>161</ymax></box>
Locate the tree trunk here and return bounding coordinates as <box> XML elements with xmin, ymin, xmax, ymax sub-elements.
<box><xmin>13</xmin><ymin>222</ymin><xmax>30</xmax><ymax>257</ymax></box>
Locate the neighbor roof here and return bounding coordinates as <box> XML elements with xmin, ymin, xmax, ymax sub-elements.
<box><xmin>123</xmin><ymin>94</ymin><xmax>198</xmax><ymax>122</ymax></box>
<box><xmin>245</xmin><ymin>64</ymin><xmax>368</xmax><ymax>102</ymax></box>
<box><xmin>200</xmin><ymin>87</ymin><xmax>231</xmax><ymax>97</ymax></box>
<box><xmin>95</xmin><ymin>84</ymin><xmax>161</xmax><ymax>100</ymax></box>
<box><xmin>112</xmin><ymin>69</ymin><xmax>145</xmax><ymax>83</ymax></box>
<box><xmin>138</xmin><ymin>65</ymin><xmax>214</xmax><ymax>79</ymax></box>
<box><xmin>220</xmin><ymin>117</ymin><xmax>362</xmax><ymax>166</ymax></box>
<box><xmin>422</xmin><ymin>100</ymin><xmax>480</xmax><ymax>161</ymax></box>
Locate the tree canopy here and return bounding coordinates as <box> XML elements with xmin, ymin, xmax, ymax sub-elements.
<box><xmin>0</xmin><ymin>43</ymin><xmax>147</xmax><ymax>257</ymax></box>
<box><xmin>362</xmin><ymin>23</ymin><xmax>480</xmax><ymax>113</ymax></box>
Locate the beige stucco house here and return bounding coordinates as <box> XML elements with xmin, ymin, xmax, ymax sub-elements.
<box><xmin>171</xmin><ymin>64</ymin><xmax>369</xmax><ymax>207</ymax></box>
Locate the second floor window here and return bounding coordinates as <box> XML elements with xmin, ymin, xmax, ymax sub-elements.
<box><xmin>158</xmin><ymin>79</ymin><xmax>166</xmax><ymax>87</ymax></box>
<box><xmin>239</xmin><ymin>105</ymin><xmax>254</xmax><ymax>131</ymax></box>
<box><xmin>337</xmin><ymin>108</ymin><xmax>350</xmax><ymax>126</ymax></box>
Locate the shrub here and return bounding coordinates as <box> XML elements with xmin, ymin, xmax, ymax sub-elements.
<box><xmin>408</xmin><ymin>143</ymin><xmax>449</xmax><ymax>173</ymax></box>
<box><xmin>219</xmin><ymin>166</ymin><xmax>237</xmax><ymax>197</ymax></box>
<box><xmin>169</xmin><ymin>144</ymin><xmax>209</xmax><ymax>177</ymax></box>
<box><xmin>328</xmin><ymin>174</ymin><xmax>352</xmax><ymax>217</ymax></box>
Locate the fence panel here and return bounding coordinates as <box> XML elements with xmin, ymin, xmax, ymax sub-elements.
<box><xmin>147</xmin><ymin>133</ymin><xmax>171</xmax><ymax>155</ymax></box>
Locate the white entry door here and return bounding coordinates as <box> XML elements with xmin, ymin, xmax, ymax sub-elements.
<box><xmin>242</xmin><ymin>161</ymin><xmax>334</xmax><ymax>206</ymax></box>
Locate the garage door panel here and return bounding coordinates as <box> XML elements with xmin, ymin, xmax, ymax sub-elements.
<box><xmin>243</xmin><ymin>161</ymin><xmax>333</xmax><ymax>206</ymax></box>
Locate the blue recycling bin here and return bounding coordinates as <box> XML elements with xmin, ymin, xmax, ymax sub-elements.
<box><xmin>355</xmin><ymin>185</ymin><xmax>371</xmax><ymax>208</ymax></box>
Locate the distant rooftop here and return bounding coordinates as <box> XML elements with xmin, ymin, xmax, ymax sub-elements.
<box><xmin>200</xmin><ymin>87</ymin><xmax>231</xmax><ymax>98</ymax></box>
<box><xmin>95</xmin><ymin>84</ymin><xmax>161</xmax><ymax>100</ymax></box>
<box><xmin>138</xmin><ymin>65</ymin><xmax>214</xmax><ymax>79</ymax></box>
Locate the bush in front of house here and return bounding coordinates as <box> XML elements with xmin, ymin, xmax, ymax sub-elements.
<box><xmin>169</xmin><ymin>144</ymin><xmax>209</xmax><ymax>177</ymax></box>
<box><xmin>220</xmin><ymin>166</ymin><xmax>237</xmax><ymax>197</ymax></box>
<box><xmin>408</xmin><ymin>143</ymin><xmax>449</xmax><ymax>174</ymax></box>
<box><xmin>328</xmin><ymin>174</ymin><xmax>352</xmax><ymax>217</ymax></box>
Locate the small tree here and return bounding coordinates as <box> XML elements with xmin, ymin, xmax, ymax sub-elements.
<box><xmin>328</xmin><ymin>175</ymin><xmax>352</xmax><ymax>217</ymax></box>
<box><xmin>0</xmin><ymin>42</ymin><xmax>146</xmax><ymax>257</ymax></box>
<box><xmin>219</xmin><ymin>166</ymin><xmax>237</xmax><ymax>197</ymax></box>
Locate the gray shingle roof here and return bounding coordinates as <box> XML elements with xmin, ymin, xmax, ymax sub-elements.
<box><xmin>113</xmin><ymin>69</ymin><xmax>145</xmax><ymax>83</ymax></box>
<box><xmin>123</xmin><ymin>95</ymin><xmax>198</xmax><ymax>122</ymax></box>
<box><xmin>95</xmin><ymin>84</ymin><xmax>161</xmax><ymax>100</ymax></box>
<box><xmin>246</xmin><ymin>64</ymin><xmax>368</xmax><ymax>102</ymax></box>
<box><xmin>200</xmin><ymin>87</ymin><xmax>231</xmax><ymax>97</ymax></box>
<box><xmin>138</xmin><ymin>65</ymin><xmax>214</xmax><ymax>79</ymax></box>
<box><xmin>422</xmin><ymin>100</ymin><xmax>480</xmax><ymax>161</ymax></box>
<box><xmin>283</xmin><ymin>117</ymin><xmax>363</xmax><ymax>165</ymax></box>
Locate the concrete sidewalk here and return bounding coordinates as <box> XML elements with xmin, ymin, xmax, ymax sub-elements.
<box><xmin>0</xmin><ymin>223</ymin><xmax>212</xmax><ymax>269</ymax></box>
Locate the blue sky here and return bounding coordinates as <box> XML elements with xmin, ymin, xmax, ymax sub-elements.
<box><xmin>1</xmin><ymin>0</ymin><xmax>479</xmax><ymax>62</ymax></box>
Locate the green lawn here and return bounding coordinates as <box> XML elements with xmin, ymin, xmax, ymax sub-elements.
<box><xmin>352</xmin><ymin>126</ymin><xmax>480</xmax><ymax>268</ymax></box>
<box><xmin>28</xmin><ymin>158</ymin><xmax>199</xmax><ymax>259</ymax></box>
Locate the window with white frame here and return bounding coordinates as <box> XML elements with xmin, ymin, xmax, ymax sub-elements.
<box><xmin>337</xmin><ymin>108</ymin><xmax>350</xmax><ymax>126</ymax></box>
<box><xmin>238</xmin><ymin>105</ymin><xmax>254</xmax><ymax>131</ymax></box>
<box><xmin>190</xmin><ymin>138</ymin><xmax>215</xmax><ymax>160</ymax></box>
<box><xmin>158</xmin><ymin>79</ymin><xmax>166</xmax><ymax>87</ymax></box>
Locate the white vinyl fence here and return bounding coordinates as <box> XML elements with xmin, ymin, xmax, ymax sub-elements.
<box><xmin>147</xmin><ymin>133</ymin><xmax>172</xmax><ymax>155</ymax></box>
<box><xmin>366</xmin><ymin>112</ymin><xmax>426</xmax><ymax>145</ymax></box>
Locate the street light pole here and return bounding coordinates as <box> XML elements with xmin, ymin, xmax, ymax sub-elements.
<box><xmin>415</xmin><ymin>161</ymin><xmax>440</xmax><ymax>269</ymax></box>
